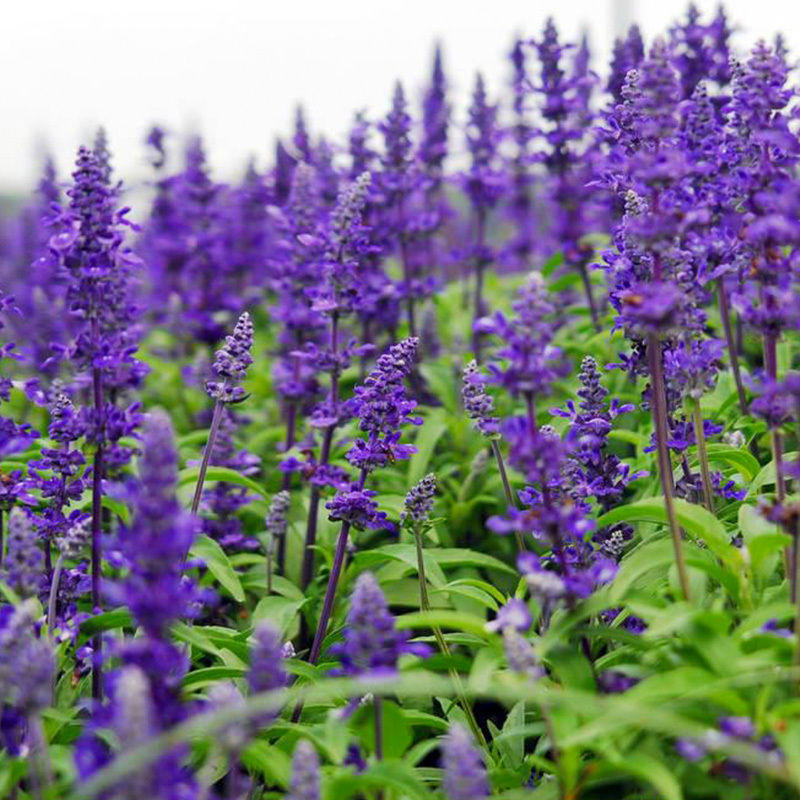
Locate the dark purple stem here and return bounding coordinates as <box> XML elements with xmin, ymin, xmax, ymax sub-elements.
<box><xmin>293</xmin><ymin>469</ymin><xmax>368</xmax><ymax>722</ymax></box>
<box><xmin>190</xmin><ymin>399</ymin><xmax>225</xmax><ymax>517</ymax></box>
<box><xmin>90</xmin><ymin>363</ymin><xmax>104</xmax><ymax>700</ymax></box>
<box><xmin>647</xmin><ymin>334</ymin><xmax>691</xmax><ymax>601</ymax></box>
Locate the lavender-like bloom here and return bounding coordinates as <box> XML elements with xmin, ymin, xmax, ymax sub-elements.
<box><xmin>0</xmin><ymin>600</ymin><xmax>54</xmax><ymax>713</ymax></box>
<box><xmin>293</xmin><ymin>105</ymin><xmax>312</xmax><ymax>162</ymax></box>
<box><xmin>485</xmin><ymin>598</ymin><xmax>532</xmax><ymax>633</ymax></box>
<box><xmin>502</xmin><ymin>629</ymin><xmax>542</xmax><ymax>681</ymax></box>
<box><xmin>553</xmin><ymin>356</ymin><xmax>640</xmax><ymax>558</ymax></box>
<box><xmin>483</xmin><ymin>272</ymin><xmax>567</xmax><ymax>401</ymax></box>
<box><xmin>120</xmin><ymin>411</ymin><xmax>198</xmax><ymax>638</ymax></box>
<box><xmin>286</xmin><ymin>740</ymin><xmax>320</xmax><ymax>800</ymax></box>
<box><xmin>247</xmin><ymin>621</ymin><xmax>287</xmax><ymax>726</ymax></box>
<box><xmin>30</xmin><ymin>393</ymin><xmax>86</xmax><ymax>567</ymax></box>
<box><xmin>668</xmin><ymin>3</ymin><xmax>732</xmax><ymax>98</ymax></box>
<box><xmin>4</xmin><ymin>510</ymin><xmax>42</xmax><ymax>599</ymax></box>
<box><xmin>265</xmin><ymin>491</ymin><xmax>291</xmax><ymax>549</ymax></box>
<box><xmin>464</xmin><ymin>73</ymin><xmax>502</xmax><ymax>359</ymax></box>
<box><xmin>401</xmin><ymin>473</ymin><xmax>436</xmax><ymax>525</ymax></box>
<box><xmin>332</xmin><ymin>572</ymin><xmax>428</xmax><ymax>676</ymax></box>
<box><xmin>378</xmin><ymin>81</ymin><xmax>424</xmax><ymax>336</ymax></box>
<box><xmin>441</xmin><ymin>723</ymin><xmax>489</xmax><ymax>800</ymax></box>
<box><xmin>419</xmin><ymin>45</ymin><xmax>450</xmax><ymax>188</ymax></box>
<box><xmin>303</xmin><ymin>342</ymin><xmax>421</xmax><ymax>676</ymax></box>
<box><xmin>461</xmin><ymin>359</ymin><xmax>499</xmax><ymax>436</ymax></box>
<box><xmin>206</xmin><ymin>311</ymin><xmax>254</xmax><ymax>403</ymax></box>
<box><xmin>533</xmin><ymin>19</ymin><xmax>605</xmax><ymax>325</ymax></box>
<box><xmin>342</xmin><ymin>337</ymin><xmax>421</xmax><ymax>476</ymax></box>
<box><xmin>607</xmin><ymin>25</ymin><xmax>644</xmax><ymax>103</ymax></box>
<box><xmin>48</xmin><ymin>144</ymin><xmax>145</xmax><ymax>695</ymax></box>
<box><xmin>140</xmin><ymin>136</ymin><xmax>233</xmax><ymax>345</ymax></box>
<box><xmin>348</xmin><ymin>111</ymin><xmax>376</xmax><ymax>179</ymax></box>
<box><xmin>191</xmin><ymin>312</ymin><xmax>256</xmax><ymax>533</ymax></box>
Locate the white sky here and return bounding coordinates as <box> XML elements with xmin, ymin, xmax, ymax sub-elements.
<box><xmin>1</xmin><ymin>0</ymin><xmax>795</xmax><ymax>193</ymax></box>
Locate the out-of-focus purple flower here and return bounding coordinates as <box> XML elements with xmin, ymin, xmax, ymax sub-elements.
<box><xmin>597</xmin><ymin>670</ymin><xmax>639</xmax><ymax>694</ymax></box>
<box><xmin>441</xmin><ymin>723</ymin><xmax>489</xmax><ymax>800</ymax></box>
<box><xmin>502</xmin><ymin>629</ymin><xmax>542</xmax><ymax>681</ymax></box>
<box><xmin>348</xmin><ymin>111</ymin><xmax>376</xmax><ymax>179</ymax></box>
<box><xmin>119</xmin><ymin>411</ymin><xmax>199</xmax><ymax>638</ymax></box>
<box><xmin>286</xmin><ymin>740</ymin><xmax>320</xmax><ymax>800</ymax></box>
<box><xmin>463</xmin><ymin>74</ymin><xmax>503</xmax><ymax>213</ymax></box>
<box><xmin>331</xmin><ymin>572</ymin><xmax>430</xmax><ymax>676</ymax></box>
<box><xmin>675</xmin><ymin>737</ymin><xmax>707</xmax><ymax>761</ymax></box>
<box><xmin>485</xmin><ymin>599</ymin><xmax>532</xmax><ymax>633</ymax></box>
<box><xmin>607</xmin><ymin>25</ymin><xmax>645</xmax><ymax>103</ymax></box>
<box><xmin>4</xmin><ymin>510</ymin><xmax>43</xmax><ymax>599</ymax></box>
<box><xmin>483</xmin><ymin>272</ymin><xmax>567</xmax><ymax>400</ymax></box>
<box><xmin>668</xmin><ymin>3</ymin><xmax>732</xmax><ymax>99</ymax></box>
<box><xmin>419</xmin><ymin>45</ymin><xmax>450</xmax><ymax>187</ymax></box>
<box><xmin>293</xmin><ymin>106</ymin><xmax>312</xmax><ymax>163</ymax></box>
<box><xmin>247</xmin><ymin>620</ymin><xmax>287</xmax><ymax>726</ymax></box>
<box><xmin>145</xmin><ymin>125</ymin><xmax>167</xmax><ymax>170</ymax></box>
<box><xmin>0</xmin><ymin>600</ymin><xmax>54</xmax><ymax>713</ymax></box>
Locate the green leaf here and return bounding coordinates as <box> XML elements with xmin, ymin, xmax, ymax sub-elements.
<box><xmin>355</xmin><ymin>543</ymin><xmax>448</xmax><ymax>588</ymax></box>
<box><xmin>605</xmin><ymin>751</ymin><xmax>683</xmax><ymax>800</ymax></box>
<box><xmin>705</xmin><ymin>444</ymin><xmax>760</xmax><ymax>482</ymax></box>
<box><xmin>748</xmin><ymin>452</ymin><xmax>799</xmax><ymax>498</ymax></box>
<box><xmin>597</xmin><ymin>497</ymin><xmax>740</xmax><ymax>569</ymax></box>
<box><xmin>407</xmin><ymin>410</ymin><xmax>447</xmax><ymax>485</ymax></box>
<box><xmin>190</xmin><ymin>534</ymin><xmax>246</xmax><ymax>601</ymax></box>
<box><xmin>429</xmin><ymin>548</ymin><xmax>517</xmax><ymax>575</ymax></box>
<box><xmin>78</xmin><ymin>608</ymin><xmax>133</xmax><ymax>641</ymax></box>
<box><xmin>177</xmin><ymin>465</ymin><xmax>268</xmax><ymax>500</ymax></box>
<box><xmin>395</xmin><ymin>609</ymin><xmax>489</xmax><ymax>639</ymax></box>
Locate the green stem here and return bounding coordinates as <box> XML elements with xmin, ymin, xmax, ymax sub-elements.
<box><xmin>490</xmin><ymin>439</ymin><xmax>525</xmax><ymax>553</ymax></box>
<box><xmin>413</xmin><ymin>523</ymin><xmax>489</xmax><ymax>755</ymax></box>
<box><xmin>690</xmin><ymin>398</ymin><xmax>714</xmax><ymax>514</ymax></box>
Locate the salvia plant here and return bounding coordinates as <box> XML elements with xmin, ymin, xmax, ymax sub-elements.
<box><xmin>5</xmin><ymin>5</ymin><xmax>800</xmax><ymax>799</ymax></box>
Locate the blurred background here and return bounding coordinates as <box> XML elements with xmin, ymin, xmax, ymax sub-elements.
<box><xmin>1</xmin><ymin>0</ymin><xmax>794</xmax><ymax>196</ymax></box>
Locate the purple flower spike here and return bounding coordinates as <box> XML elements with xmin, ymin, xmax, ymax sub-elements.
<box><xmin>441</xmin><ymin>723</ymin><xmax>489</xmax><ymax>800</ymax></box>
<box><xmin>4</xmin><ymin>510</ymin><xmax>43</xmax><ymax>599</ymax></box>
<box><xmin>401</xmin><ymin>473</ymin><xmax>437</xmax><ymax>526</ymax></box>
<box><xmin>287</xmin><ymin>740</ymin><xmax>320</xmax><ymax>800</ymax></box>
<box><xmin>206</xmin><ymin>311</ymin><xmax>254</xmax><ymax>403</ymax></box>
<box><xmin>332</xmin><ymin>572</ymin><xmax>430</xmax><ymax>676</ymax></box>
<box><xmin>120</xmin><ymin>411</ymin><xmax>199</xmax><ymax>638</ymax></box>
<box><xmin>462</xmin><ymin>360</ymin><xmax>499</xmax><ymax>436</ymax></box>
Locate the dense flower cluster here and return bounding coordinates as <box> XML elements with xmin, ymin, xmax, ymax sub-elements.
<box><xmin>1</xmin><ymin>7</ymin><xmax>800</xmax><ymax>798</ymax></box>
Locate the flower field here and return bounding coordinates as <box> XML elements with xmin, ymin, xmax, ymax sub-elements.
<box><xmin>3</xmin><ymin>5</ymin><xmax>800</xmax><ymax>799</ymax></box>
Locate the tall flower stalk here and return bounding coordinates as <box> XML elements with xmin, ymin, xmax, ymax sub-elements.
<box><xmin>189</xmin><ymin>311</ymin><xmax>254</xmax><ymax>526</ymax></box>
<box><xmin>48</xmin><ymin>145</ymin><xmax>144</xmax><ymax>697</ymax></box>
<box><xmin>292</xmin><ymin>339</ymin><xmax>420</xmax><ymax>725</ymax></box>
<box><xmin>463</xmin><ymin>74</ymin><xmax>502</xmax><ymax>362</ymax></box>
<box><xmin>296</xmin><ymin>172</ymin><xmax>373</xmax><ymax>589</ymax></box>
